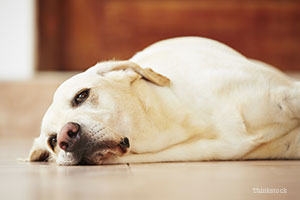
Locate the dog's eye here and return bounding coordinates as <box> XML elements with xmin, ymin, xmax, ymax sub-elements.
<box><xmin>72</xmin><ymin>89</ymin><xmax>90</xmax><ymax>107</ymax></box>
<box><xmin>48</xmin><ymin>135</ymin><xmax>57</xmax><ymax>151</ymax></box>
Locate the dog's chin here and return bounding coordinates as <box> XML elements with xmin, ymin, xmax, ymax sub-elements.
<box><xmin>56</xmin><ymin>151</ymin><xmax>84</xmax><ymax>166</ymax></box>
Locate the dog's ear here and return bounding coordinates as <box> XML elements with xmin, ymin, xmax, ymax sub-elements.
<box><xmin>91</xmin><ymin>60</ymin><xmax>170</xmax><ymax>86</ymax></box>
<box><xmin>28</xmin><ymin>137</ymin><xmax>50</xmax><ymax>162</ymax></box>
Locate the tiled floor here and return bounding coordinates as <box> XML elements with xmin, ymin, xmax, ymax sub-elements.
<box><xmin>0</xmin><ymin>138</ymin><xmax>299</xmax><ymax>200</ymax></box>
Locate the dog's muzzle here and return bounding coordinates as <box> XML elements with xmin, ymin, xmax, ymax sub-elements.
<box><xmin>56</xmin><ymin>122</ymin><xmax>130</xmax><ymax>165</ymax></box>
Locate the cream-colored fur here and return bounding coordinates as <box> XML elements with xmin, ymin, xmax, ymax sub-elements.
<box><xmin>29</xmin><ymin>37</ymin><xmax>300</xmax><ymax>165</ymax></box>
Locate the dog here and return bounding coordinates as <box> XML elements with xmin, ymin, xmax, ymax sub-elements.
<box><xmin>29</xmin><ymin>36</ymin><xmax>300</xmax><ymax>165</ymax></box>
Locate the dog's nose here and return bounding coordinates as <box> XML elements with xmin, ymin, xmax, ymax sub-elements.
<box><xmin>58</xmin><ymin>122</ymin><xmax>81</xmax><ymax>152</ymax></box>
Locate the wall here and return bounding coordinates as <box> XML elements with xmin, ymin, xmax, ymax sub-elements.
<box><xmin>0</xmin><ymin>0</ymin><xmax>36</xmax><ymax>80</ymax></box>
<box><xmin>38</xmin><ymin>0</ymin><xmax>300</xmax><ymax>71</ymax></box>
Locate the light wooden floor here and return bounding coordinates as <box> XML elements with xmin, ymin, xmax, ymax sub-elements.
<box><xmin>0</xmin><ymin>138</ymin><xmax>299</xmax><ymax>200</ymax></box>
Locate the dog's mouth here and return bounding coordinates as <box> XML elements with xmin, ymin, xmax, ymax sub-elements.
<box><xmin>56</xmin><ymin>137</ymin><xmax>130</xmax><ymax>165</ymax></box>
<box><xmin>81</xmin><ymin>137</ymin><xmax>130</xmax><ymax>165</ymax></box>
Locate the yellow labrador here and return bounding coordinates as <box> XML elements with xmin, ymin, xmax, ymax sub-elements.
<box><xmin>29</xmin><ymin>37</ymin><xmax>300</xmax><ymax>165</ymax></box>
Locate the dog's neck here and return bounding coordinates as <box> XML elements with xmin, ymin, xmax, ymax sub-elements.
<box><xmin>127</xmin><ymin>79</ymin><xmax>202</xmax><ymax>153</ymax></box>
<box><xmin>131</xmin><ymin>79</ymin><xmax>182</xmax><ymax>122</ymax></box>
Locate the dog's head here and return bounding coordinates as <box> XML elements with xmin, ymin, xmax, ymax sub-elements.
<box><xmin>28</xmin><ymin>60</ymin><xmax>170</xmax><ymax>165</ymax></box>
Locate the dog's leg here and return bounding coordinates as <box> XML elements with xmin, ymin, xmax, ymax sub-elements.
<box><xmin>284</xmin><ymin>82</ymin><xmax>300</xmax><ymax>119</ymax></box>
<box><xmin>244</xmin><ymin>126</ymin><xmax>300</xmax><ymax>159</ymax></box>
<box><xmin>109</xmin><ymin>126</ymin><xmax>300</xmax><ymax>164</ymax></box>
<box><xmin>105</xmin><ymin>136</ymin><xmax>263</xmax><ymax>164</ymax></box>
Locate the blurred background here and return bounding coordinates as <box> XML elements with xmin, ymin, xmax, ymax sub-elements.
<box><xmin>1</xmin><ymin>0</ymin><xmax>300</xmax><ymax>79</ymax></box>
<box><xmin>39</xmin><ymin>0</ymin><xmax>300</xmax><ymax>71</ymax></box>
<box><xmin>0</xmin><ymin>0</ymin><xmax>300</xmax><ymax>138</ymax></box>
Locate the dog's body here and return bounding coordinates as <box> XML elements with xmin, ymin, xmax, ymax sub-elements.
<box><xmin>29</xmin><ymin>37</ymin><xmax>300</xmax><ymax>165</ymax></box>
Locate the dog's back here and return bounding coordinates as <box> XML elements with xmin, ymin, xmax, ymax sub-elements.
<box><xmin>131</xmin><ymin>37</ymin><xmax>292</xmax><ymax>117</ymax></box>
